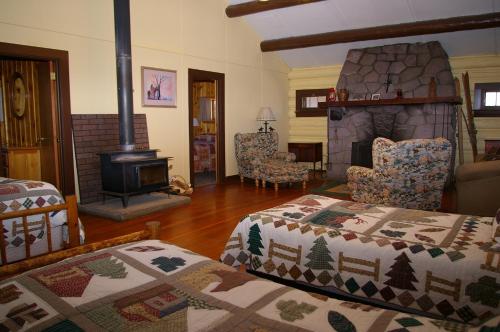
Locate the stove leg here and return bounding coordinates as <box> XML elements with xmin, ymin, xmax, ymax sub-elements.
<box><xmin>122</xmin><ymin>195</ymin><xmax>129</xmax><ymax>208</ymax></box>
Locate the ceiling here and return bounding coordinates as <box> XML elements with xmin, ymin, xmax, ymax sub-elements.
<box><xmin>228</xmin><ymin>0</ymin><xmax>500</xmax><ymax>68</ymax></box>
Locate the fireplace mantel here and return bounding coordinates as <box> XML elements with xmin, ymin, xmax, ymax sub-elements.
<box><xmin>319</xmin><ymin>96</ymin><xmax>462</xmax><ymax>109</ymax></box>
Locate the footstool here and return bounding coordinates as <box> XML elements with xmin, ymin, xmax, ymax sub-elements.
<box><xmin>259</xmin><ymin>159</ymin><xmax>309</xmax><ymax>191</ymax></box>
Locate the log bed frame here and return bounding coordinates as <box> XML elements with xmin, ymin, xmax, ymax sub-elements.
<box><xmin>0</xmin><ymin>195</ymin><xmax>160</xmax><ymax>279</ymax></box>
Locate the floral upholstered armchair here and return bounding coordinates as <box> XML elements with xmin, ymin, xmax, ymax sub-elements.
<box><xmin>347</xmin><ymin>137</ymin><xmax>451</xmax><ymax>210</ymax></box>
<box><xmin>234</xmin><ymin>132</ymin><xmax>308</xmax><ymax>190</ymax></box>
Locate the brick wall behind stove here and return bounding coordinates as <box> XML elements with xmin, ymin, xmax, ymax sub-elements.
<box><xmin>72</xmin><ymin>114</ymin><xmax>150</xmax><ymax>204</ymax></box>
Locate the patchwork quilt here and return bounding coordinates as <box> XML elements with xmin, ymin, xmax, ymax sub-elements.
<box><xmin>0</xmin><ymin>177</ymin><xmax>85</xmax><ymax>264</ymax></box>
<box><xmin>2</xmin><ymin>240</ymin><xmax>499</xmax><ymax>331</ymax></box>
<box><xmin>221</xmin><ymin>195</ymin><xmax>499</xmax><ymax>325</ymax></box>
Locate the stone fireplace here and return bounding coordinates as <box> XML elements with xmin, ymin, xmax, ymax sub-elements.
<box><xmin>327</xmin><ymin>41</ymin><xmax>459</xmax><ymax>181</ymax></box>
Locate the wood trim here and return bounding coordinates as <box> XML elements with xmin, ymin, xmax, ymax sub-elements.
<box><xmin>0</xmin><ymin>194</ymin><xmax>79</xmax><ymax>270</ymax></box>
<box><xmin>296</xmin><ymin>109</ymin><xmax>327</xmax><ymax>117</ymax></box>
<box><xmin>0</xmin><ymin>42</ymin><xmax>74</xmax><ymax>195</ymax></box>
<box><xmin>261</xmin><ymin>12</ymin><xmax>500</xmax><ymax>52</ymax></box>
<box><xmin>296</xmin><ymin>88</ymin><xmax>329</xmax><ymax>117</ymax></box>
<box><xmin>318</xmin><ymin>96</ymin><xmax>462</xmax><ymax>108</ymax></box>
<box><xmin>226</xmin><ymin>0</ymin><xmax>325</xmax><ymax>18</ymax></box>
<box><xmin>0</xmin><ymin>221</ymin><xmax>160</xmax><ymax>280</ymax></box>
<box><xmin>473</xmin><ymin>110</ymin><xmax>500</xmax><ymax>117</ymax></box>
<box><xmin>188</xmin><ymin>69</ymin><xmax>225</xmax><ymax>187</ymax></box>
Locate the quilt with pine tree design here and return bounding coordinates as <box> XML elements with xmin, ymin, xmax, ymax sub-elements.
<box><xmin>2</xmin><ymin>239</ymin><xmax>499</xmax><ymax>331</ymax></box>
<box><xmin>221</xmin><ymin>195</ymin><xmax>499</xmax><ymax>325</ymax></box>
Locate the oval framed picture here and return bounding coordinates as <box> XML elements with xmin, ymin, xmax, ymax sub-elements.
<box><xmin>10</xmin><ymin>72</ymin><xmax>27</xmax><ymax>118</ymax></box>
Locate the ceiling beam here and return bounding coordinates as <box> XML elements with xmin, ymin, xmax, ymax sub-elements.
<box><xmin>225</xmin><ymin>0</ymin><xmax>325</xmax><ymax>18</ymax></box>
<box><xmin>261</xmin><ymin>12</ymin><xmax>500</xmax><ymax>52</ymax></box>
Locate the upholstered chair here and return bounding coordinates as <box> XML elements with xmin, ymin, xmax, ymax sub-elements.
<box><xmin>234</xmin><ymin>132</ymin><xmax>308</xmax><ymax>190</ymax></box>
<box><xmin>455</xmin><ymin>159</ymin><xmax>500</xmax><ymax>217</ymax></box>
<box><xmin>347</xmin><ymin>137</ymin><xmax>451</xmax><ymax>210</ymax></box>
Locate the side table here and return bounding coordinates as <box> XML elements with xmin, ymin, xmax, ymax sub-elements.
<box><xmin>288</xmin><ymin>142</ymin><xmax>323</xmax><ymax>178</ymax></box>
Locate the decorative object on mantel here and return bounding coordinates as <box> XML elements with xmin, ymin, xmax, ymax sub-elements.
<box><xmin>338</xmin><ymin>88</ymin><xmax>349</xmax><ymax>102</ymax></box>
<box><xmin>428</xmin><ymin>77</ymin><xmax>437</xmax><ymax>98</ymax></box>
<box><xmin>256</xmin><ymin>106</ymin><xmax>276</xmax><ymax>133</ymax></box>
<box><xmin>328</xmin><ymin>87</ymin><xmax>336</xmax><ymax>101</ymax></box>
<box><xmin>396</xmin><ymin>89</ymin><xmax>403</xmax><ymax>98</ymax></box>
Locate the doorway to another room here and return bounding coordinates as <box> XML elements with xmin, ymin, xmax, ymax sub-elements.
<box><xmin>188</xmin><ymin>69</ymin><xmax>225</xmax><ymax>187</ymax></box>
<box><xmin>0</xmin><ymin>42</ymin><xmax>75</xmax><ymax>195</ymax></box>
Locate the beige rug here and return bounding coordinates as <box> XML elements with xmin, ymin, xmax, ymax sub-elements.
<box><xmin>310</xmin><ymin>181</ymin><xmax>351</xmax><ymax>199</ymax></box>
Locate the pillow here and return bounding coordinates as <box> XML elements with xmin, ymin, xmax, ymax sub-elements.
<box><xmin>491</xmin><ymin>208</ymin><xmax>500</xmax><ymax>248</ymax></box>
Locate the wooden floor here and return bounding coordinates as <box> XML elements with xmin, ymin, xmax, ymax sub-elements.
<box><xmin>80</xmin><ymin>175</ymin><xmax>456</xmax><ymax>260</ymax></box>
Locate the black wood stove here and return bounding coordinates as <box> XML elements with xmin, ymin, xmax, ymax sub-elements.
<box><xmin>99</xmin><ymin>0</ymin><xmax>171</xmax><ymax>208</ymax></box>
<box><xmin>99</xmin><ymin>150</ymin><xmax>170</xmax><ymax>207</ymax></box>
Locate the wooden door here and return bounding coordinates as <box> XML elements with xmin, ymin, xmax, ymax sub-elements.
<box><xmin>188</xmin><ymin>69</ymin><xmax>225</xmax><ymax>187</ymax></box>
<box><xmin>37</xmin><ymin>61</ymin><xmax>60</xmax><ymax>187</ymax></box>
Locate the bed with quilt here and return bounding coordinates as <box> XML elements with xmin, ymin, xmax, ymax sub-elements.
<box><xmin>0</xmin><ymin>177</ymin><xmax>84</xmax><ymax>264</ymax></box>
<box><xmin>2</xmin><ymin>239</ymin><xmax>499</xmax><ymax>331</ymax></box>
<box><xmin>193</xmin><ymin>134</ymin><xmax>216</xmax><ymax>174</ymax></box>
<box><xmin>221</xmin><ymin>194</ymin><xmax>500</xmax><ymax>326</ymax></box>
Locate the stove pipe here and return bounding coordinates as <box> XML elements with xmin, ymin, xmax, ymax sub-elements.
<box><xmin>114</xmin><ymin>0</ymin><xmax>135</xmax><ymax>151</ymax></box>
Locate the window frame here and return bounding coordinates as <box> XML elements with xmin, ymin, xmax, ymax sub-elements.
<box><xmin>295</xmin><ymin>88</ymin><xmax>329</xmax><ymax>117</ymax></box>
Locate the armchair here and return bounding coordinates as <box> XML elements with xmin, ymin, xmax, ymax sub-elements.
<box><xmin>455</xmin><ymin>159</ymin><xmax>500</xmax><ymax>217</ymax></box>
<box><xmin>234</xmin><ymin>132</ymin><xmax>308</xmax><ymax>190</ymax></box>
<box><xmin>347</xmin><ymin>137</ymin><xmax>451</xmax><ymax>210</ymax></box>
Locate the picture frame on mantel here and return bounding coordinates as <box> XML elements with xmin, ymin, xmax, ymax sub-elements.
<box><xmin>141</xmin><ymin>66</ymin><xmax>177</xmax><ymax>107</ymax></box>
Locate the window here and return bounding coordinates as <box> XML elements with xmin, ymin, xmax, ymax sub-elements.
<box><xmin>474</xmin><ymin>83</ymin><xmax>500</xmax><ymax>117</ymax></box>
<box><xmin>485</xmin><ymin>91</ymin><xmax>500</xmax><ymax>106</ymax></box>
<box><xmin>295</xmin><ymin>89</ymin><xmax>329</xmax><ymax>117</ymax></box>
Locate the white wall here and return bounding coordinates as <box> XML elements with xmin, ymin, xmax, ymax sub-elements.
<box><xmin>0</xmin><ymin>0</ymin><xmax>290</xmax><ymax>188</ymax></box>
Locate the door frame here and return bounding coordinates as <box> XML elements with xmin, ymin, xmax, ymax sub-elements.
<box><xmin>0</xmin><ymin>42</ymin><xmax>75</xmax><ymax>195</ymax></box>
<box><xmin>188</xmin><ymin>68</ymin><xmax>225</xmax><ymax>186</ymax></box>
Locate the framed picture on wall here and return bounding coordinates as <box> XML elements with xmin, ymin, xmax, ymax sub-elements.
<box><xmin>141</xmin><ymin>66</ymin><xmax>177</xmax><ymax>107</ymax></box>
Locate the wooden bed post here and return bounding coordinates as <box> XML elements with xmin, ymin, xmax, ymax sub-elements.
<box><xmin>66</xmin><ymin>195</ymin><xmax>79</xmax><ymax>247</ymax></box>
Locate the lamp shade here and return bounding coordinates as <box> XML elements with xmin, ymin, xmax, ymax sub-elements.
<box><xmin>256</xmin><ymin>107</ymin><xmax>276</xmax><ymax>122</ymax></box>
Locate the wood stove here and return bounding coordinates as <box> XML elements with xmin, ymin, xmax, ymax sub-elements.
<box><xmin>99</xmin><ymin>149</ymin><xmax>170</xmax><ymax>207</ymax></box>
<box><xmin>96</xmin><ymin>0</ymin><xmax>172</xmax><ymax>208</ymax></box>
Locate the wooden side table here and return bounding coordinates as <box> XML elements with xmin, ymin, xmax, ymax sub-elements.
<box><xmin>288</xmin><ymin>142</ymin><xmax>323</xmax><ymax>178</ymax></box>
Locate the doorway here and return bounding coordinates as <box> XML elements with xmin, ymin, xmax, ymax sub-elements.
<box><xmin>0</xmin><ymin>42</ymin><xmax>74</xmax><ymax>195</ymax></box>
<box><xmin>188</xmin><ymin>69</ymin><xmax>225</xmax><ymax>187</ymax></box>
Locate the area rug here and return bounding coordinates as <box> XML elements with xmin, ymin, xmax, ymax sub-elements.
<box><xmin>78</xmin><ymin>192</ymin><xmax>191</xmax><ymax>221</ymax></box>
<box><xmin>310</xmin><ymin>180</ymin><xmax>351</xmax><ymax>199</ymax></box>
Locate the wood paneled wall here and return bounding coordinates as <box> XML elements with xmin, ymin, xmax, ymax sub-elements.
<box><xmin>0</xmin><ymin>60</ymin><xmax>41</xmax><ymax>148</ymax></box>
<box><xmin>288</xmin><ymin>55</ymin><xmax>500</xmax><ymax>167</ymax></box>
<box><xmin>193</xmin><ymin>81</ymin><xmax>216</xmax><ymax>135</ymax></box>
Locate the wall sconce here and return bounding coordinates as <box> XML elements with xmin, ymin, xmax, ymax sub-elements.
<box><xmin>256</xmin><ymin>106</ymin><xmax>276</xmax><ymax>133</ymax></box>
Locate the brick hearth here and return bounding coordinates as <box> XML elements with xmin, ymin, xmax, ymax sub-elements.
<box><xmin>72</xmin><ymin>114</ymin><xmax>149</xmax><ymax>204</ymax></box>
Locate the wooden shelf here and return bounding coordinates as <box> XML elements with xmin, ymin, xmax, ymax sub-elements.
<box><xmin>318</xmin><ymin>96</ymin><xmax>462</xmax><ymax>108</ymax></box>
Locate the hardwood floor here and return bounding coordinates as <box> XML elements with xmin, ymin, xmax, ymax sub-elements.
<box><xmin>80</xmin><ymin>175</ymin><xmax>456</xmax><ymax>260</ymax></box>
<box><xmin>80</xmin><ymin>176</ymin><xmax>321</xmax><ymax>260</ymax></box>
